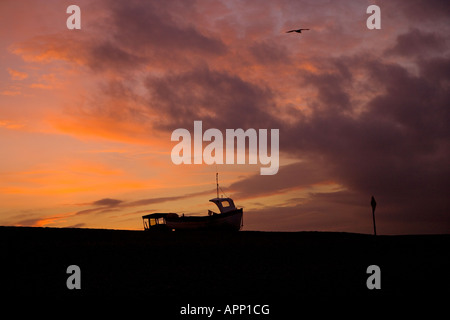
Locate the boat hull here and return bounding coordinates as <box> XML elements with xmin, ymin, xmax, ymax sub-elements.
<box><xmin>165</xmin><ymin>209</ymin><xmax>243</xmax><ymax>231</ymax></box>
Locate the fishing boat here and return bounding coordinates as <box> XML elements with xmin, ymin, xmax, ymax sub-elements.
<box><xmin>142</xmin><ymin>174</ymin><xmax>243</xmax><ymax>231</ymax></box>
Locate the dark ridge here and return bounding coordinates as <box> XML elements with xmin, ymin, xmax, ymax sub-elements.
<box><xmin>1</xmin><ymin>226</ymin><xmax>449</xmax><ymax>303</ymax></box>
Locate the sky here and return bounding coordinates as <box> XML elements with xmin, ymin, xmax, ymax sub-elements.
<box><xmin>0</xmin><ymin>0</ymin><xmax>449</xmax><ymax>234</ymax></box>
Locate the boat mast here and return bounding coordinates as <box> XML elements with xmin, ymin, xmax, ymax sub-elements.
<box><xmin>216</xmin><ymin>172</ymin><xmax>219</xmax><ymax>198</ymax></box>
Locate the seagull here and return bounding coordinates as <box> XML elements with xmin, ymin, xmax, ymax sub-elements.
<box><xmin>286</xmin><ymin>28</ymin><xmax>310</xmax><ymax>34</ymax></box>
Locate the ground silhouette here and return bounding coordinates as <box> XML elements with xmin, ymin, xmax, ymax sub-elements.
<box><xmin>1</xmin><ymin>226</ymin><xmax>449</xmax><ymax>312</ymax></box>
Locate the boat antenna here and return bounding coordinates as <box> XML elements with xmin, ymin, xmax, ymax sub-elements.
<box><xmin>215</xmin><ymin>167</ymin><xmax>229</xmax><ymax>198</ymax></box>
<box><xmin>216</xmin><ymin>171</ymin><xmax>219</xmax><ymax>198</ymax></box>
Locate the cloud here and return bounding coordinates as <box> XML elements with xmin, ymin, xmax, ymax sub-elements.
<box><xmin>223</xmin><ymin>26</ymin><xmax>450</xmax><ymax>233</ymax></box>
<box><xmin>144</xmin><ymin>65</ymin><xmax>278</xmax><ymax>131</ymax></box>
<box><xmin>85</xmin><ymin>41</ymin><xmax>148</xmax><ymax>73</ymax></box>
<box><xmin>11</xmin><ymin>0</ymin><xmax>226</xmax><ymax>75</ymax></box>
<box><xmin>384</xmin><ymin>0</ymin><xmax>450</xmax><ymax>22</ymax></box>
<box><xmin>385</xmin><ymin>28</ymin><xmax>446</xmax><ymax>57</ymax></box>
<box><xmin>249</xmin><ymin>40</ymin><xmax>291</xmax><ymax>65</ymax></box>
<box><xmin>0</xmin><ymin>120</ymin><xmax>24</xmax><ymax>129</ymax></box>
<box><xmin>276</xmin><ymin>52</ymin><xmax>450</xmax><ymax>232</ymax></box>
<box><xmin>10</xmin><ymin>33</ymin><xmax>89</xmax><ymax>64</ymax></box>
<box><xmin>108</xmin><ymin>0</ymin><xmax>227</xmax><ymax>58</ymax></box>
<box><xmin>8</xmin><ymin>68</ymin><xmax>28</xmax><ymax>80</ymax></box>
<box><xmin>243</xmin><ymin>190</ymin><xmax>367</xmax><ymax>232</ymax></box>
<box><xmin>75</xmin><ymin>189</ymin><xmax>212</xmax><ymax>216</ymax></box>
<box><xmin>228</xmin><ymin>160</ymin><xmax>334</xmax><ymax>200</ymax></box>
<box><xmin>92</xmin><ymin>198</ymin><xmax>123</xmax><ymax>206</ymax></box>
<box><xmin>16</xmin><ymin>211</ymin><xmax>76</xmax><ymax>227</ymax></box>
<box><xmin>0</xmin><ymin>90</ymin><xmax>21</xmax><ymax>96</ymax></box>
<box><xmin>30</xmin><ymin>83</ymin><xmax>52</xmax><ymax>90</ymax></box>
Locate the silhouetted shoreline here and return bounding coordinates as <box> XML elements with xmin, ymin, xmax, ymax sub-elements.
<box><xmin>1</xmin><ymin>226</ymin><xmax>449</xmax><ymax>306</ymax></box>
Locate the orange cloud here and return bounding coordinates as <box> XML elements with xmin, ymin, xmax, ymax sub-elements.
<box><xmin>10</xmin><ymin>33</ymin><xmax>89</xmax><ymax>65</ymax></box>
<box><xmin>51</xmin><ymin>114</ymin><xmax>166</xmax><ymax>146</ymax></box>
<box><xmin>0</xmin><ymin>90</ymin><xmax>21</xmax><ymax>96</ymax></box>
<box><xmin>0</xmin><ymin>120</ymin><xmax>24</xmax><ymax>129</ymax></box>
<box><xmin>31</xmin><ymin>212</ymin><xmax>77</xmax><ymax>228</ymax></box>
<box><xmin>8</xmin><ymin>68</ymin><xmax>28</xmax><ymax>80</ymax></box>
<box><xmin>30</xmin><ymin>83</ymin><xmax>52</xmax><ymax>89</ymax></box>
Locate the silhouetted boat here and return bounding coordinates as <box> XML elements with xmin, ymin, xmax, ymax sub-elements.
<box><xmin>142</xmin><ymin>173</ymin><xmax>243</xmax><ymax>231</ymax></box>
<box><xmin>142</xmin><ymin>198</ymin><xmax>243</xmax><ymax>231</ymax></box>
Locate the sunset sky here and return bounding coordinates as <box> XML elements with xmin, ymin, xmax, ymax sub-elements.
<box><xmin>1</xmin><ymin>0</ymin><xmax>449</xmax><ymax>234</ymax></box>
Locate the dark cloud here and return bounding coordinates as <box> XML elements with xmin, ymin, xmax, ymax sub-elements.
<box><xmin>85</xmin><ymin>1</ymin><xmax>225</xmax><ymax>74</ymax></box>
<box><xmin>249</xmin><ymin>41</ymin><xmax>291</xmax><ymax>65</ymax></box>
<box><xmin>80</xmin><ymin>0</ymin><xmax>450</xmax><ymax>233</ymax></box>
<box><xmin>420</xmin><ymin>56</ymin><xmax>450</xmax><ymax>84</ymax></box>
<box><xmin>145</xmin><ymin>65</ymin><xmax>278</xmax><ymax>131</ymax></box>
<box><xmin>125</xmin><ymin>195</ymin><xmax>187</xmax><ymax>207</ymax></box>
<box><xmin>87</xmin><ymin>41</ymin><xmax>147</xmax><ymax>72</ymax></box>
<box><xmin>214</xmin><ymin>21</ymin><xmax>450</xmax><ymax>233</ymax></box>
<box><xmin>76</xmin><ymin>190</ymin><xmax>212</xmax><ymax>216</ymax></box>
<box><xmin>382</xmin><ymin>0</ymin><xmax>450</xmax><ymax>22</ymax></box>
<box><xmin>385</xmin><ymin>28</ymin><xmax>446</xmax><ymax>57</ymax></box>
<box><xmin>97</xmin><ymin>1</ymin><xmax>449</xmax><ymax>234</ymax></box>
<box><xmin>301</xmin><ymin>64</ymin><xmax>353</xmax><ymax>112</ymax></box>
<box><xmin>16</xmin><ymin>218</ymin><xmax>43</xmax><ymax>226</ymax></box>
<box><xmin>243</xmin><ymin>50</ymin><xmax>450</xmax><ymax>233</ymax></box>
<box><xmin>243</xmin><ymin>190</ymin><xmax>368</xmax><ymax>232</ymax></box>
<box><xmin>228</xmin><ymin>160</ymin><xmax>333</xmax><ymax>200</ymax></box>
<box><xmin>92</xmin><ymin>198</ymin><xmax>123</xmax><ymax>207</ymax></box>
<box><xmin>13</xmin><ymin>0</ymin><xmax>227</xmax><ymax>75</ymax></box>
<box><xmin>75</xmin><ymin>207</ymin><xmax>108</xmax><ymax>216</ymax></box>
<box><xmin>107</xmin><ymin>0</ymin><xmax>227</xmax><ymax>62</ymax></box>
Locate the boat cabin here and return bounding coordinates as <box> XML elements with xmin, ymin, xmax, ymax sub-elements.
<box><xmin>208</xmin><ymin>198</ymin><xmax>237</xmax><ymax>214</ymax></box>
<box><xmin>142</xmin><ymin>213</ymin><xmax>170</xmax><ymax>231</ymax></box>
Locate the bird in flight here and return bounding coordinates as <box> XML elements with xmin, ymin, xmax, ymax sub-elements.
<box><xmin>286</xmin><ymin>28</ymin><xmax>310</xmax><ymax>34</ymax></box>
